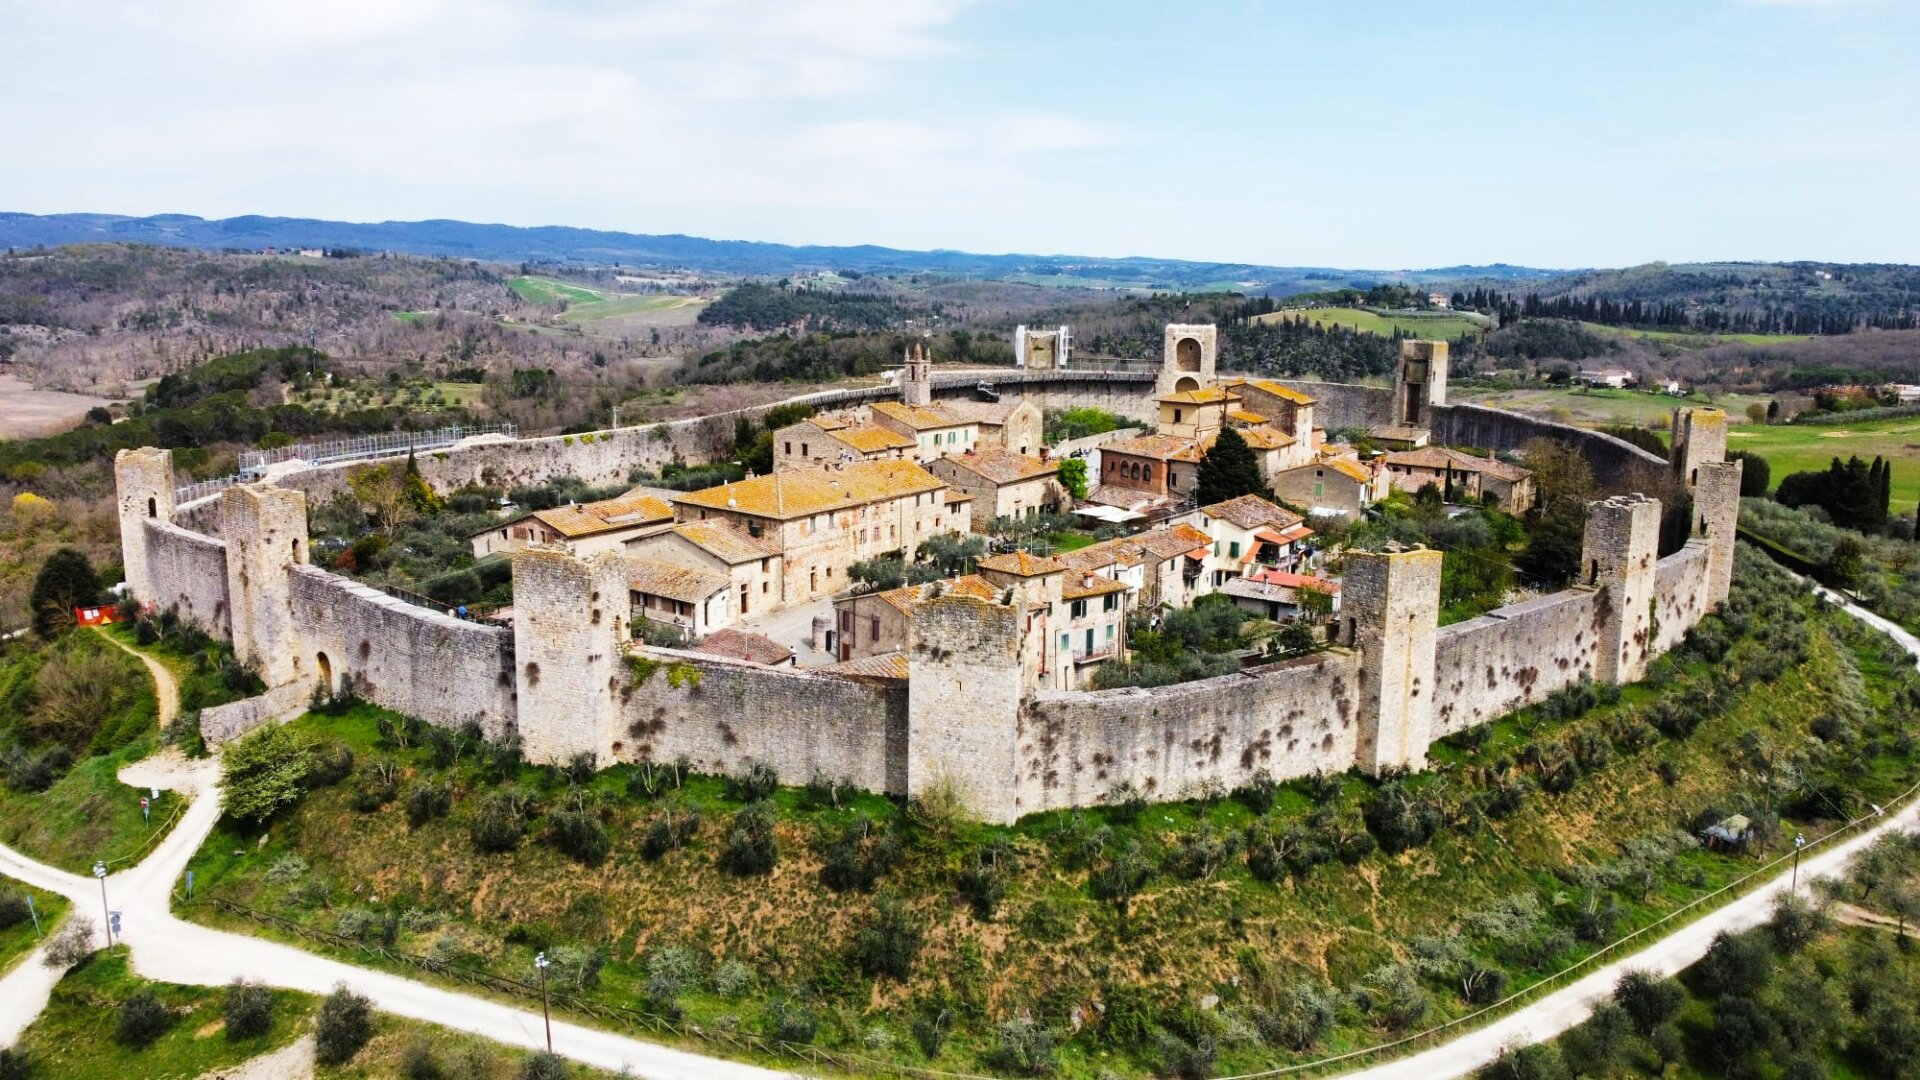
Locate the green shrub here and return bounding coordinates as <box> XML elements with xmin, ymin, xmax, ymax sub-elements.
<box><xmin>727</xmin><ymin>762</ymin><xmax>779</xmax><ymax>802</ymax></box>
<box><xmin>547</xmin><ymin>807</ymin><xmax>611</xmax><ymax>865</ymax></box>
<box><xmin>851</xmin><ymin>896</ymin><xmax>923</xmax><ymax>980</ymax></box>
<box><xmin>983</xmin><ymin>1018</ymin><xmax>1057</xmax><ymax>1076</ymax></box>
<box><xmin>719</xmin><ymin>802</ymin><xmax>778</xmax><ymax>875</ymax></box>
<box><xmin>224</xmin><ymin>978</ymin><xmax>274</xmax><ymax>1040</ymax></box>
<box><xmin>471</xmin><ymin>793</ymin><xmax>526</xmax><ymax>853</ymax></box>
<box><xmin>0</xmin><ymin>1048</ymin><xmax>30</xmax><ymax>1080</ymax></box>
<box><xmin>405</xmin><ymin>781</ymin><xmax>452</xmax><ymax>828</ymax></box>
<box><xmin>220</xmin><ymin>723</ymin><xmax>316</xmax><ymax>824</ymax></box>
<box><xmin>314</xmin><ymin>984</ymin><xmax>375</xmax><ymax>1066</ymax></box>
<box><xmin>115</xmin><ymin>991</ymin><xmax>171</xmax><ymax>1049</ymax></box>
<box><xmin>518</xmin><ymin>1052</ymin><xmax>570</xmax><ymax>1080</ymax></box>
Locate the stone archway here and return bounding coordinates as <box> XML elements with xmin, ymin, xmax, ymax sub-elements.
<box><xmin>1175</xmin><ymin>337</ymin><xmax>1202</xmax><ymax>371</ymax></box>
<box><xmin>1174</xmin><ymin>376</ymin><xmax>1202</xmax><ymax>394</ymax></box>
<box><xmin>315</xmin><ymin>651</ymin><xmax>334</xmax><ymax>695</ymax></box>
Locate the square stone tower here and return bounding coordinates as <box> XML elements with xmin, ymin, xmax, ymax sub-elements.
<box><xmin>220</xmin><ymin>484</ymin><xmax>309</xmax><ymax>688</ymax></box>
<box><xmin>115</xmin><ymin>447</ymin><xmax>176</xmax><ymax>604</ymax></box>
<box><xmin>1392</xmin><ymin>340</ymin><xmax>1449</xmax><ymax>427</ymax></box>
<box><xmin>1670</xmin><ymin>407</ymin><xmax>1728</xmax><ymax>490</ymax></box>
<box><xmin>1692</xmin><ymin>460</ymin><xmax>1744</xmax><ymax>606</ymax></box>
<box><xmin>1581</xmin><ymin>493</ymin><xmax>1662</xmax><ymax>684</ymax></box>
<box><xmin>901</xmin><ymin>342</ymin><xmax>933</xmax><ymax>407</ymax></box>
<box><xmin>906</xmin><ymin>584</ymin><xmax>1026</xmax><ymax>825</ymax></box>
<box><xmin>1344</xmin><ymin>547</ymin><xmax>1443</xmax><ymax>774</ymax></box>
<box><xmin>1158</xmin><ymin>324</ymin><xmax>1218</xmax><ymax>397</ymax></box>
<box><xmin>513</xmin><ymin>550</ymin><xmax>629</xmax><ymax>766</ymax></box>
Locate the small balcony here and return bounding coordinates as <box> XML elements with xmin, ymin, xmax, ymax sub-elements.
<box><xmin>1072</xmin><ymin>645</ymin><xmax>1116</xmax><ymax>664</ymax></box>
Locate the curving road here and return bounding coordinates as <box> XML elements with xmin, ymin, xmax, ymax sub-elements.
<box><xmin>3</xmin><ymin>599</ymin><xmax>1917</xmax><ymax>1080</ymax></box>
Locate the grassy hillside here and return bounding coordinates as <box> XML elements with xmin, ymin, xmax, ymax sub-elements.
<box><xmin>1253</xmin><ymin>306</ymin><xmax>1489</xmax><ymax>340</ymax></box>
<box><xmin>175</xmin><ymin>550</ymin><xmax>1920</xmax><ymax>1078</ymax></box>
<box><xmin>0</xmin><ymin>875</ymin><xmax>68</xmax><ymax>974</ymax></box>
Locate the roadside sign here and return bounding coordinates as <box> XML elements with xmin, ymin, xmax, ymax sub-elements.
<box><xmin>140</xmin><ymin>796</ymin><xmax>150</xmax><ymax>825</ymax></box>
<box><xmin>109</xmin><ymin>910</ymin><xmax>122</xmax><ymax>937</ymax></box>
<box><xmin>185</xmin><ymin>870</ymin><xmax>195</xmax><ymax>899</ymax></box>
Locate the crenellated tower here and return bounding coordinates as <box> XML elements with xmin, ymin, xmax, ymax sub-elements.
<box><xmin>1582</xmin><ymin>493</ymin><xmax>1662</xmax><ymax>684</ymax></box>
<box><xmin>114</xmin><ymin>447</ymin><xmax>176</xmax><ymax>603</ymax></box>
<box><xmin>220</xmin><ymin>484</ymin><xmax>308</xmax><ymax>688</ymax></box>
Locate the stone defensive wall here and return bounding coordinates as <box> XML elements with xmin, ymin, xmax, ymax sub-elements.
<box><xmin>1019</xmin><ymin>651</ymin><xmax>1360</xmax><ymax>816</ymax></box>
<box><xmin>1287</xmin><ymin>380</ymin><xmax>1670</xmax><ymax>492</ymax></box>
<box><xmin>142</xmin><ymin>520</ymin><xmax>231</xmax><ymax>635</ymax></box>
<box><xmin>617</xmin><ymin>648</ymin><xmax>908</xmax><ymax>796</ymax></box>
<box><xmin>287</xmin><ymin>565</ymin><xmax>517</xmax><ymax>736</ymax></box>
<box><xmin>114</xmin><ymin>377</ymin><xmax>1742</xmax><ymax>825</ymax></box>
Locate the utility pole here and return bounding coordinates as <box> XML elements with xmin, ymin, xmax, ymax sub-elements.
<box><xmin>1791</xmin><ymin>832</ymin><xmax>1806</xmax><ymax>893</ymax></box>
<box><xmin>93</xmin><ymin>861</ymin><xmax>111</xmax><ymax>948</ymax></box>
<box><xmin>535</xmin><ymin>951</ymin><xmax>553</xmax><ymax>1053</ymax></box>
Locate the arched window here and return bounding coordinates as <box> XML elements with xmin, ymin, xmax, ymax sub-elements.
<box><xmin>147</xmin><ymin>497</ymin><xmax>157</xmax><ymax>518</ymax></box>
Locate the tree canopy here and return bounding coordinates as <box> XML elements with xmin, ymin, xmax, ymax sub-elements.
<box><xmin>1195</xmin><ymin>427</ymin><xmax>1268</xmax><ymax>506</ymax></box>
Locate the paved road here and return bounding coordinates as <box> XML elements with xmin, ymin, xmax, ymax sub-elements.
<box><xmin>4</xmin><ymin>596</ymin><xmax>1916</xmax><ymax>1080</ymax></box>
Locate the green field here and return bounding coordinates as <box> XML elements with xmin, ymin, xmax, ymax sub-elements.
<box><xmin>1454</xmin><ymin>385</ymin><xmax>1769</xmax><ymax>430</ymax></box>
<box><xmin>505</xmin><ymin>276</ymin><xmax>606</xmax><ymax>305</ymax></box>
<box><xmin>558</xmin><ymin>292</ymin><xmax>706</xmax><ymax>325</ymax></box>
<box><xmin>1254</xmin><ymin>306</ymin><xmax>1490</xmax><ymax>339</ymax></box>
<box><xmin>1730</xmin><ymin>415</ymin><xmax>1920</xmax><ymax>506</ymax></box>
<box><xmin>1578</xmin><ymin>321</ymin><xmax>1810</xmax><ymax>348</ymax></box>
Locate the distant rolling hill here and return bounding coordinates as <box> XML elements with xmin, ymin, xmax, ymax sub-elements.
<box><xmin>0</xmin><ymin>211</ymin><xmax>1566</xmax><ymax>294</ymax></box>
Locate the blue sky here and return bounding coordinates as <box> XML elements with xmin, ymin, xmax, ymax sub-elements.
<box><xmin>1</xmin><ymin>0</ymin><xmax>1914</xmax><ymax>268</ymax></box>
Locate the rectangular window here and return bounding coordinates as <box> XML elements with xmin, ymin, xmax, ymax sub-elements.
<box><xmin>1103</xmin><ymin>593</ymin><xmax>1118</xmax><ymax>612</ymax></box>
<box><xmin>1229</xmin><ymin>541</ymin><xmax>1240</xmax><ymax>559</ymax></box>
<box><xmin>1314</xmin><ymin>481</ymin><xmax>1325</xmax><ymax>498</ymax></box>
<box><xmin>870</xmin><ymin>616</ymin><xmax>880</xmax><ymax>639</ymax></box>
<box><xmin>784</xmin><ymin>442</ymin><xmax>792</xmax><ymax>456</ymax></box>
<box><xmin>840</xmin><ymin>610</ymin><xmax>853</xmax><ymax>632</ymax></box>
<box><xmin>1071</xmin><ymin>599</ymin><xmax>1087</xmax><ymax>619</ymax></box>
<box><xmin>1085</xmin><ymin>628</ymin><xmax>1095</xmax><ymax>653</ymax></box>
<box><xmin>1059</xmin><ymin>633</ymin><xmax>1070</xmax><ymax>653</ymax></box>
<box><xmin>1106</xmin><ymin>623</ymin><xmax>1115</xmax><ymax>641</ymax></box>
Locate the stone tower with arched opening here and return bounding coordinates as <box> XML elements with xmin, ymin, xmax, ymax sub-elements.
<box><xmin>1157</xmin><ymin>323</ymin><xmax>1217</xmax><ymax>398</ymax></box>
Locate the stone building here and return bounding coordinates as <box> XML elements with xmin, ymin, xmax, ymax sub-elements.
<box><xmin>870</xmin><ymin>401</ymin><xmax>981</xmax><ymax>460</ymax></box>
<box><xmin>1062</xmin><ymin>523</ymin><xmax>1215</xmax><ymax>611</ymax></box>
<box><xmin>469</xmin><ymin>492</ymin><xmax>674</xmax><ymax>558</ymax></box>
<box><xmin>1381</xmin><ymin>446</ymin><xmax>1536</xmax><ymax>512</ymax></box>
<box><xmin>975</xmin><ymin>551</ymin><xmax>1128</xmax><ymax>690</ymax></box>
<box><xmin>624</xmin><ymin>520</ymin><xmax>784</xmax><ymax>622</ymax></box>
<box><xmin>932</xmin><ymin>398</ymin><xmax>1044</xmax><ymax>457</ymax></box>
<box><xmin>1157</xmin><ymin>323</ymin><xmax>1218</xmax><ymax>397</ymax></box>
<box><xmin>671</xmin><ymin>459</ymin><xmax>968</xmax><ymax>606</ymax></box>
<box><xmin>832</xmin><ymin>573</ymin><xmax>1000</xmax><ymax>663</ymax></box>
<box><xmin>1197</xmin><ymin>494</ymin><xmax>1312</xmax><ymax>585</ymax></box>
<box><xmin>770</xmin><ymin>416</ymin><xmax>916</xmax><ymax>471</ymax></box>
<box><xmin>925</xmin><ymin>448</ymin><xmax>1064</xmax><ymax>533</ymax></box>
<box><xmin>1269</xmin><ymin>453</ymin><xmax>1382</xmax><ymax>517</ymax></box>
<box><xmin>625</xmin><ymin>558</ymin><xmax>734</xmax><ymax>639</ymax></box>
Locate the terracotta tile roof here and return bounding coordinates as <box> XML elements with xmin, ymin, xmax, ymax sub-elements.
<box><xmin>1322</xmin><ymin>457</ymin><xmax>1374</xmax><ymax>484</ymax></box>
<box><xmin>1201</xmin><ymin>494</ymin><xmax>1304</xmax><ymax>531</ymax></box>
<box><xmin>531</xmin><ymin>494</ymin><xmax>673</xmax><ymax>538</ymax></box>
<box><xmin>670</xmin><ymin>520</ymin><xmax>778</xmax><ymax>564</ymax></box>
<box><xmin>674</xmin><ymin>460</ymin><xmax>943</xmax><ymax>520</ymax></box>
<box><xmin>1084</xmin><ymin>485</ymin><xmax>1175</xmax><ymax>513</ymax></box>
<box><xmin>930</xmin><ymin>400</ymin><xmax>1018</xmax><ymax>426</ymax></box>
<box><xmin>1156</xmin><ymin>386</ymin><xmax>1238</xmax><ymax>405</ymax></box>
<box><xmin>872</xmin><ymin>401</ymin><xmax>969</xmax><ymax>431</ymax></box>
<box><xmin>812</xmin><ymin>415</ymin><xmax>850</xmax><ymax>431</ymax></box>
<box><xmin>1245</xmin><ymin>568</ymin><xmax>1339</xmax><ymax>592</ymax></box>
<box><xmin>1137</xmin><ymin>523</ymin><xmax>1215</xmax><ymax>559</ymax></box>
<box><xmin>1064</xmin><ymin>539</ymin><xmax>1146</xmax><ymax>572</ymax></box>
<box><xmin>976</xmin><ymin>551</ymin><xmax>1067</xmax><ymax>577</ymax></box>
<box><xmin>625</xmin><ymin>558</ymin><xmax>730</xmax><ymax>604</ymax></box>
<box><xmin>935</xmin><ymin>448</ymin><xmax>1059</xmax><ymax>485</ymax></box>
<box><xmin>1104</xmin><ymin>433</ymin><xmax>1198</xmax><ymax>461</ymax></box>
<box><xmin>1063</xmin><ymin>572</ymin><xmax>1128</xmax><ymax>600</ymax></box>
<box><xmin>1225</xmin><ymin>378</ymin><xmax>1317</xmax><ymax>406</ymax></box>
<box><xmin>828</xmin><ymin>651</ymin><xmax>910</xmax><ymax>680</ymax></box>
<box><xmin>875</xmin><ymin>573</ymin><xmax>999</xmax><ymax>613</ymax></box>
<box><xmin>1227</xmin><ymin>409</ymin><xmax>1269</xmax><ymax>425</ymax></box>
<box><xmin>829</xmin><ymin>424</ymin><xmax>916</xmax><ymax>453</ymax></box>
<box><xmin>1385</xmin><ymin>446</ymin><xmax>1531</xmax><ymax>482</ymax></box>
<box><xmin>1199</xmin><ymin>428</ymin><xmax>1295</xmax><ymax>454</ymax></box>
<box><xmin>686</xmin><ymin>627</ymin><xmax>793</xmax><ymax>666</ymax></box>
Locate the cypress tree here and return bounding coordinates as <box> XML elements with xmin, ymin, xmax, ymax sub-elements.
<box><xmin>1195</xmin><ymin>427</ymin><xmax>1268</xmax><ymax>507</ymax></box>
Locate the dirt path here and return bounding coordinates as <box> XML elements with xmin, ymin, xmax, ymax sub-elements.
<box><xmin>1830</xmin><ymin>901</ymin><xmax>1917</xmax><ymax>938</ymax></box>
<box><xmin>195</xmin><ymin>1034</ymin><xmax>315</xmax><ymax>1080</ymax></box>
<box><xmin>93</xmin><ymin>626</ymin><xmax>179</xmax><ymax>727</ymax></box>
